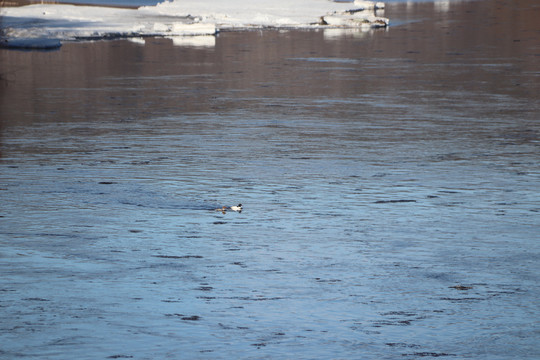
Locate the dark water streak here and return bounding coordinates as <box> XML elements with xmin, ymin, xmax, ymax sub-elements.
<box><xmin>1</xmin><ymin>0</ymin><xmax>539</xmax><ymax>359</ymax></box>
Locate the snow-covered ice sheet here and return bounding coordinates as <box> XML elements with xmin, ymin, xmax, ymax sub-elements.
<box><xmin>1</xmin><ymin>3</ymin><xmax>217</xmax><ymax>41</ymax></box>
<box><xmin>1</xmin><ymin>0</ymin><xmax>388</xmax><ymax>45</ymax></box>
<box><xmin>141</xmin><ymin>0</ymin><xmax>387</xmax><ymax>29</ymax></box>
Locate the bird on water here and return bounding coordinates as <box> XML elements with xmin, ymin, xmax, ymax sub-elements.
<box><xmin>214</xmin><ymin>204</ymin><xmax>242</xmax><ymax>213</ymax></box>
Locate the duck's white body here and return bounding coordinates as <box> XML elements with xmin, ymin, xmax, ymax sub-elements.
<box><xmin>229</xmin><ymin>204</ymin><xmax>242</xmax><ymax>212</ymax></box>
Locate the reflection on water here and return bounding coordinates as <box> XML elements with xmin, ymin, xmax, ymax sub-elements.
<box><xmin>1</xmin><ymin>0</ymin><xmax>539</xmax><ymax>359</ymax></box>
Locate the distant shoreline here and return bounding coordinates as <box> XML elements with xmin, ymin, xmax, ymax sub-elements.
<box><xmin>0</xmin><ymin>0</ymin><xmax>158</xmax><ymax>8</ymax></box>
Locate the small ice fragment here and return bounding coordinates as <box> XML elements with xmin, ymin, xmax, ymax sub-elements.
<box><xmin>321</xmin><ymin>14</ymin><xmax>388</xmax><ymax>28</ymax></box>
<box><xmin>0</xmin><ymin>38</ymin><xmax>62</xmax><ymax>50</ymax></box>
<box><xmin>128</xmin><ymin>37</ymin><xmax>145</xmax><ymax>45</ymax></box>
<box><xmin>168</xmin><ymin>35</ymin><xmax>215</xmax><ymax>48</ymax></box>
<box><xmin>354</xmin><ymin>1</ymin><xmax>385</xmax><ymax>10</ymax></box>
<box><xmin>170</xmin><ymin>23</ymin><xmax>217</xmax><ymax>36</ymax></box>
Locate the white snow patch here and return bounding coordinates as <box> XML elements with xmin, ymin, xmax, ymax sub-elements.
<box><xmin>141</xmin><ymin>0</ymin><xmax>388</xmax><ymax>29</ymax></box>
<box><xmin>2</xmin><ymin>3</ymin><xmax>216</xmax><ymax>40</ymax></box>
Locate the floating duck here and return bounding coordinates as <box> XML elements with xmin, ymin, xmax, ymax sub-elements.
<box><xmin>214</xmin><ymin>204</ymin><xmax>242</xmax><ymax>213</ymax></box>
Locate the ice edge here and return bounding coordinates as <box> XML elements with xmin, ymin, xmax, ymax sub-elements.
<box><xmin>1</xmin><ymin>0</ymin><xmax>388</xmax><ymax>46</ymax></box>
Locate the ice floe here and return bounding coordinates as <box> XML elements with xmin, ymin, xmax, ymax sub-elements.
<box><xmin>0</xmin><ymin>37</ymin><xmax>62</xmax><ymax>50</ymax></box>
<box><xmin>1</xmin><ymin>4</ymin><xmax>216</xmax><ymax>41</ymax></box>
<box><xmin>1</xmin><ymin>0</ymin><xmax>388</xmax><ymax>46</ymax></box>
<box><xmin>140</xmin><ymin>0</ymin><xmax>388</xmax><ymax>29</ymax></box>
<box><xmin>354</xmin><ymin>1</ymin><xmax>385</xmax><ymax>10</ymax></box>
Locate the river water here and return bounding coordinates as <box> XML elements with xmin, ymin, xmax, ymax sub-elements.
<box><xmin>1</xmin><ymin>0</ymin><xmax>539</xmax><ymax>359</ymax></box>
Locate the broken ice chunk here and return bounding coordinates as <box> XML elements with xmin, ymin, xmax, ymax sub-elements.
<box><xmin>354</xmin><ymin>1</ymin><xmax>385</xmax><ymax>10</ymax></box>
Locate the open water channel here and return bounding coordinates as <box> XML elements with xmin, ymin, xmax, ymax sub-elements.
<box><xmin>1</xmin><ymin>0</ymin><xmax>539</xmax><ymax>358</ymax></box>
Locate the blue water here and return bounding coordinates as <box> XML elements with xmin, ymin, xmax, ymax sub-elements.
<box><xmin>1</xmin><ymin>0</ymin><xmax>539</xmax><ymax>359</ymax></box>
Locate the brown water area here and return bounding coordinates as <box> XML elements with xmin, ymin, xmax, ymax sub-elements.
<box><xmin>1</xmin><ymin>0</ymin><xmax>539</xmax><ymax>128</ymax></box>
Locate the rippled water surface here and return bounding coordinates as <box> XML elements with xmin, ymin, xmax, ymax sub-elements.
<box><xmin>1</xmin><ymin>0</ymin><xmax>539</xmax><ymax>359</ymax></box>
